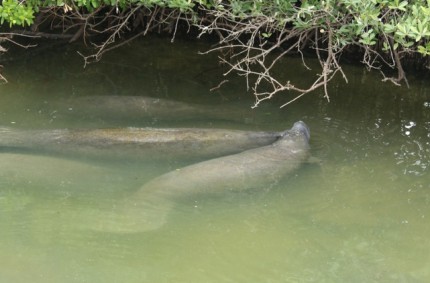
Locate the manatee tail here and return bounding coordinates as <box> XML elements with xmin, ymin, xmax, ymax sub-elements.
<box><xmin>83</xmin><ymin>196</ymin><xmax>173</xmax><ymax>234</ymax></box>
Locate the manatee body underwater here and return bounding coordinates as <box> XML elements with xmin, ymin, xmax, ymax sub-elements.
<box><xmin>94</xmin><ymin>121</ymin><xmax>311</xmax><ymax>233</ymax></box>
<box><xmin>50</xmin><ymin>95</ymin><xmax>257</xmax><ymax>124</ymax></box>
<box><xmin>0</xmin><ymin>127</ymin><xmax>282</xmax><ymax>162</ymax></box>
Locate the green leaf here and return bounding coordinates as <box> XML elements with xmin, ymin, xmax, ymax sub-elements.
<box><xmin>383</xmin><ymin>24</ymin><xmax>396</xmax><ymax>33</ymax></box>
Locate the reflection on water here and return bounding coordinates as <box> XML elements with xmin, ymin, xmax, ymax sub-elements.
<box><xmin>0</xmin><ymin>37</ymin><xmax>429</xmax><ymax>282</ymax></box>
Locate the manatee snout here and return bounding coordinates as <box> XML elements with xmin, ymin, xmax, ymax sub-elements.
<box><xmin>292</xmin><ymin>121</ymin><xmax>310</xmax><ymax>142</ymax></box>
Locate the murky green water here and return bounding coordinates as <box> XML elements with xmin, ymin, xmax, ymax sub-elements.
<box><xmin>0</xmin><ymin>37</ymin><xmax>429</xmax><ymax>282</ymax></box>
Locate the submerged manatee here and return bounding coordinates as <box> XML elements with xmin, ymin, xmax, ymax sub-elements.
<box><xmin>0</xmin><ymin>127</ymin><xmax>281</xmax><ymax>161</ymax></box>
<box><xmin>97</xmin><ymin>121</ymin><xmax>310</xmax><ymax>233</ymax></box>
<box><xmin>0</xmin><ymin>153</ymin><xmax>134</xmax><ymax>196</ymax></box>
<box><xmin>52</xmin><ymin>95</ymin><xmax>257</xmax><ymax>124</ymax></box>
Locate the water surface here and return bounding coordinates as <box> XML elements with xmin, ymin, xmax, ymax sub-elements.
<box><xmin>0</xmin><ymin>37</ymin><xmax>429</xmax><ymax>282</ymax></box>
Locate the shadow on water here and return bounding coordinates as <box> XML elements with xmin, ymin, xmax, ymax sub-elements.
<box><xmin>0</xmin><ymin>36</ymin><xmax>429</xmax><ymax>282</ymax></box>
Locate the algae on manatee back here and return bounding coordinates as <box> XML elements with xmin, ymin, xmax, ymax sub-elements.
<box><xmin>0</xmin><ymin>127</ymin><xmax>281</xmax><ymax>162</ymax></box>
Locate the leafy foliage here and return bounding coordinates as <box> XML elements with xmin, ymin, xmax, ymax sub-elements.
<box><xmin>3</xmin><ymin>0</ymin><xmax>430</xmax><ymax>55</ymax></box>
<box><xmin>1</xmin><ymin>0</ymin><xmax>430</xmax><ymax>104</ymax></box>
<box><xmin>0</xmin><ymin>0</ymin><xmax>34</xmax><ymax>26</ymax></box>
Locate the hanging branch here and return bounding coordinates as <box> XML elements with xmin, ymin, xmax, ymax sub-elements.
<box><xmin>196</xmin><ymin>6</ymin><xmax>348</xmax><ymax>108</ymax></box>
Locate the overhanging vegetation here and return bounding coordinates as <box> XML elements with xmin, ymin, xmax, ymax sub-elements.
<box><xmin>1</xmin><ymin>0</ymin><xmax>430</xmax><ymax>106</ymax></box>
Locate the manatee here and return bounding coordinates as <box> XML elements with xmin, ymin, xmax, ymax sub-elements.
<box><xmin>50</xmin><ymin>95</ymin><xmax>256</xmax><ymax>124</ymax></box>
<box><xmin>0</xmin><ymin>127</ymin><xmax>281</xmax><ymax>162</ymax></box>
<box><xmin>0</xmin><ymin>153</ymin><xmax>135</xmax><ymax>196</ymax></box>
<box><xmin>95</xmin><ymin>121</ymin><xmax>310</xmax><ymax>233</ymax></box>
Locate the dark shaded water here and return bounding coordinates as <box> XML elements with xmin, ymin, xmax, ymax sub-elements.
<box><xmin>0</xmin><ymin>37</ymin><xmax>429</xmax><ymax>282</ymax></box>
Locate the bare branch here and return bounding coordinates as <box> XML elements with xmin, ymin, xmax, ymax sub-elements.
<box><xmin>193</xmin><ymin>5</ymin><xmax>349</xmax><ymax>108</ymax></box>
